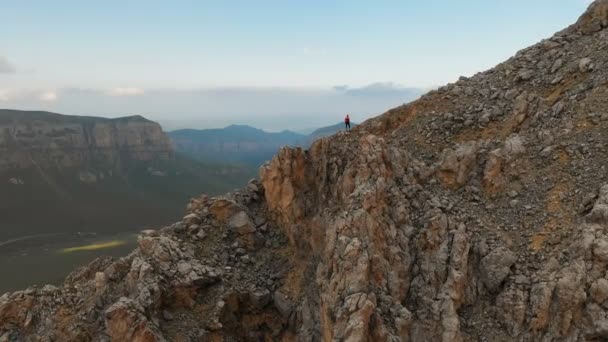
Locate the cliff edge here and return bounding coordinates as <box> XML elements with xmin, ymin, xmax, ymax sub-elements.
<box><xmin>0</xmin><ymin>110</ymin><xmax>171</xmax><ymax>172</ymax></box>
<box><xmin>3</xmin><ymin>1</ymin><xmax>608</xmax><ymax>341</ymax></box>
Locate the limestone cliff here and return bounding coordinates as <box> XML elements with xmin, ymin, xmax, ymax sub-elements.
<box><xmin>0</xmin><ymin>110</ymin><xmax>172</xmax><ymax>173</ymax></box>
<box><xmin>3</xmin><ymin>1</ymin><xmax>608</xmax><ymax>341</ymax></box>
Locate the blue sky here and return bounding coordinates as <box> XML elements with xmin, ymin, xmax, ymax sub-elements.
<box><xmin>0</xmin><ymin>1</ymin><xmax>594</xmax><ymax>130</ymax></box>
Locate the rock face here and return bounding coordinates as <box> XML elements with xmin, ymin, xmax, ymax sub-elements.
<box><xmin>0</xmin><ymin>110</ymin><xmax>172</xmax><ymax>172</ymax></box>
<box><xmin>4</xmin><ymin>1</ymin><xmax>608</xmax><ymax>341</ymax></box>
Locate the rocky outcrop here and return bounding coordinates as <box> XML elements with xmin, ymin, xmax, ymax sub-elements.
<box><xmin>3</xmin><ymin>1</ymin><xmax>608</xmax><ymax>341</ymax></box>
<box><xmin>0</xmin><ymin>183</ymin><xmax>290</xmax><ymax>341</ymax></box>
<box><xmin>574</xmin><ymin>0</ymin><xmax>608</xmax><ymax>34</ymax></box>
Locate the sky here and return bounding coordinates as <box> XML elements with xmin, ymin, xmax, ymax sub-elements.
<box><xmin>0</xmin><ymin>0</ymin><xmax>594</xmax><ymax>131</ymax></box>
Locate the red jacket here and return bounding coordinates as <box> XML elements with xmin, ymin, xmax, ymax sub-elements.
<box><xmin>345</xmin><ymin>115</ymin><xmax>350</xmax><ymax>123</ymax></box>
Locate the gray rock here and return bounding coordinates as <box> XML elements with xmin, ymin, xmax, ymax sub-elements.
<box><xmin>504</xmin><ymin>135</ymin><xmax>525</xmax><ymax>159</ymax></box>
<box><xmin>41</xmin><ymin>284</ymin><xmax>58</xmax><ymax>294</ymax></box>
<box><xmin>479</xmin><ymin>112</ymin><xmax>491</xmax><ymax>125</ymax></box>
<box><xmin>588</xmin><ymin>185</ymin><xmax>608</xmax><ymax>224</ymax></box>
<box><xmin>141</xmin><ymin>229</ymin><xmax>158</xmax><ymax>237</ymax></box>
<box><xmin>505</xmin><ymin>89</ymin><xmax>519</xmax><ymax>100</ymax></box>
<box><xmin>273</xmin><ymin>290</ymin><xmax>293</xmax><ymax>316</ymax></box>
<box><xmin>228</xmin><ymin>211</ymin><xmax>256</xmax><ymax>235</ymax></box>
<box><xmin>183</xmin><ymin>213</ymin><xmax>201</xmax><ymax>226</ymax></box>
<box><xmin>249</xmin><ymin>289</ymin><xmax>271</xmax><ymax>310</ymax></box>
<box><xmin>247</xmin><ymin>182</ymin><xmax>259</xmax><ymax>193</ymax></box>
<box><xmin>162</xmin><ymin>310</ymin><xmax>174</xmax><ymax>321</ymax></box>
<box><xmin>517</xmin><ymin>69</ymin><xmax>534</xmax><ymax>81</ymax></box>
<box><xmin>579</xmin><ymin>57</ymin><xmax>593</xmax><ymax>72</ymax></box>
<box><xmin>551</xmin><ymin>58</ymin><xmax>563</xmax><ymax>73</ymax></box>
<box><xmin>495</xmin><ymin>286</ymin><xmax>528</xmax><ymax>336</ymax></box>
<box><xmin>552</xmin><ymin>101</ymin><xmax>565</xmax><ymax>116</ymax></box>
<box><xmin>593</xmin><ymin>239</ymin><xmax>608</xmax><ymax>263</ymax></box>
<box><xmin>196</xmin><ymin>230</ymin><xmax>207</xmax><ymax>240</ymax></box>
<box><xmin>254</xmin><ymin>216</ymin><xmax>266</xmax><ymax>226</ymax></box>
<box><xmin>590</xmin><ymin>279</ymin><xmax>608</xmax><ymax>303</ymax></box>
<box><xmin>480</xmin><ymin>247</ymin><xmax>517</xmax><ymax>292</ymax></box>
<box><xmin>551</xmin><ymin>75</ymin><xmax>563</xmax><ymax>84</ymax></box>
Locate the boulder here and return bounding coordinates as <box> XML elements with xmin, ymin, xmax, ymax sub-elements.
<box><xmin>209</xmin><ymin>198</ymin><xmax>242</xmax><ymax>222</ymax></box>
<box><xmin>273</xmin><ymin>290</ymin><xmax>293</xmax><ymax>316</ymax></box>
<box><xmin>437</xmin><ymin>142</ymin><xmax>478</xmax><ymax>188</ymax></box>
<box><xmin>579</xmin><ymin>57</ymin><xmax>593</xmax><ymax>72</ymax></box>
<box><xmin>480</xmin><ymin>247</ymin><xmax>516</xmax><ymax>292</ymax></box>
<box><xmin>105</xmin><ymin>298</ymin><xmax>163</xmax><ymax>342</ymax></box>
<box><xmin>588</xmin><ymin>185</ymin><xmax>608</xmax><ymax>224</ymax></box>
<box><xmin>182</xmin><ymin>213</ymin><xmax>201</xmax><ymax>226</ymax></box>
<box><xmin>590</xmin><ymin>278</ymin><xmax>608</xmax><ymax>303</ymax></box>
<box><xmin>228</xmin><ymin>211</ymin><xmax>256</xmax><ymax>235</ymax></box>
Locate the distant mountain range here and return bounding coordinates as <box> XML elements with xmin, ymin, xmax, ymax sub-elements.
<box><xmin>168</xmin><ymin>125</ymin><xmax>302</xmax><ymax>165</ymax></box>
<box><xmin>306</xmin><ymin>122</ymin><xmax>357</xmax><ymax>142</ymax></box>
<box><xmin>169</xmin><ymin>122</ymin><xmax>356</xmax><ymax>166</ymax></box>
<box><xmin>0</xmin><ymin>109</ymin><xmax>254</xmax><ymax>240</ymax></box>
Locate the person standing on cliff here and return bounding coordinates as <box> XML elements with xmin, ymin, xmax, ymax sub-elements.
<box><xmin>344</xmin><ymin>114</ymin><xmax>351</xmax><ymax>132</ymax></box>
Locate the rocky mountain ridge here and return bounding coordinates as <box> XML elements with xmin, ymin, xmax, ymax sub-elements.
<box><xmin>2</xmin><ymin>1</ymin><xmax>608</xmax><ymax>341</ymax></box>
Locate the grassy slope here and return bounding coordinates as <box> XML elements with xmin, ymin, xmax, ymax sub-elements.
<box><xmin>0</xmin><ymin>154</ymin><xmax>256</xmax><ymax>240</ymax></box>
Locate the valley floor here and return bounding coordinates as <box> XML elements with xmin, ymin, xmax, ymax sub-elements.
<box><xmin>0</xmin><ymin>231</ymin><xmax>138</xmax><ymax>294</ymax></box>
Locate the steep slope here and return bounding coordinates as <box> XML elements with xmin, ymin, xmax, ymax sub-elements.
<box><xmin>0</xmin><ymin>109</ymin><xmax>173</xmax><ymax>169</ymax></box>
<box><xmin>3</xmin><ymin>2</ymin><xmax>608</xmax><ymax>341</ymax></box>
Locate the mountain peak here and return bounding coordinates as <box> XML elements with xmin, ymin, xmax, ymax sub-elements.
<box><xmin>574</xmin><ymin>0</ymin><xmax>608</xmax><ymax>34</ymax></box>
<box><xmin>224</xmin><ymin>124</ymin><xmax>258</xmax><ymax>130</ymax></box>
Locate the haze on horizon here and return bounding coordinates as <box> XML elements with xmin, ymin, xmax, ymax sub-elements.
<box><xmin>0</xmin><ymin>0</ymin><xmax>592</xmax><ymax>131</ymax></box>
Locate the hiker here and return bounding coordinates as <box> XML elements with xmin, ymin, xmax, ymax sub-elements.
<box><xmin>344</xmin><ymin>114</ymin><xmax>351</xmax><ymax>131</ymax></box>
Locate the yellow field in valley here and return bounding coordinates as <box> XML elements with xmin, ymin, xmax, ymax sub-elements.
<box><xmin>59</xmin><ymin>240</ymin><xmax>127</xmax><ymax>253</ymax></box>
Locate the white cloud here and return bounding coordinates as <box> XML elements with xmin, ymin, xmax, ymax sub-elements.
<box><xmin>0</xmin><ymin>89</ymin><xmax>10</xmax><ymax>102</ymax></box>
<box><xmin>40</xmin><ymin>91</ymin><xmax>58</xmax><ymax>102</ymax></box>
<box><xmin>108</xmin><ymin>87</ymin><xmax>145</xmax><ymax>96</ymax></box>
<box><xmin>0</xmin><ymin>56</ymin><xmax>15</xmax><ymax>74</ymax></box>
<box><xmin>0</xmin><ymin>89</ymin><xmax>57</xmax><ymax>102</ymax></box>
<box><xmin>336</xmin><ymin>82</ymin><xmax>424</xmax><ymax>97</ymax></box>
